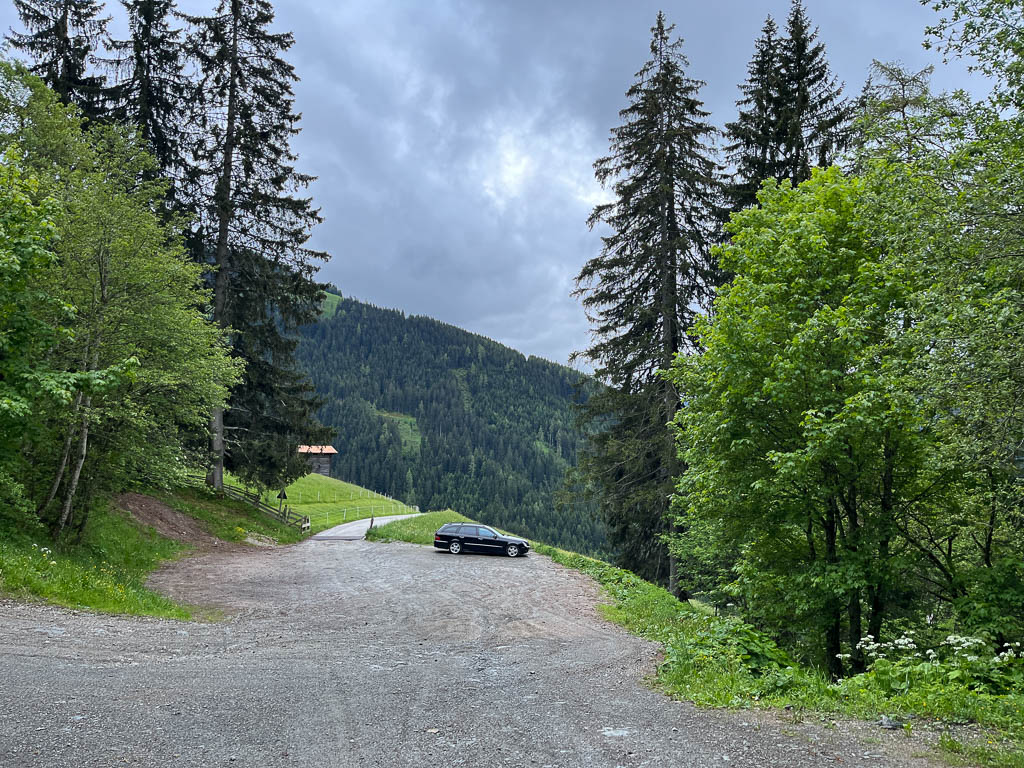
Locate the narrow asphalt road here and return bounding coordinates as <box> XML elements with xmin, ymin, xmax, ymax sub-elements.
<box><xmin>0</xmin><ymin>536</ymin><xmax>941</xmax><ymax>768</ymax></box>
<box><xmin>311</xmin><ymin>514</ymin><xmax>420</xmax><ymax>541</ymax></box>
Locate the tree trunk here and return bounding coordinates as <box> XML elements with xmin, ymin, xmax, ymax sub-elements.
<box><xmin>207</xmin><ymin>3</ymin><xmax>241</xmax><ymax>491</ymax></box>
<box><xmin>866</xmin><ymin>430</ymin><xmax>896</xmax><ymax>645</ymax></box>
<box><xmin>57</xmin><ymin>395</ymin><xmax>92</xmax><ymax>535</ymax></box>
<box><xmin>847</xmin><ymin>590</ymin><xmax>865</xmax><ymax>673</ymax></box>
<box><xmin>37</xmin><ymin>390</ymin><xmax>84</xmax><ymax>519</ymax></box>
<box><xmin>824</xmin><ymin>502</ymin><xmax>844</xmax><ymax>680</ymax></box>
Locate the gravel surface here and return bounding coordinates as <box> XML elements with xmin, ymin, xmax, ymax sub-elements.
<box><xmin>0</xmin><ymin>534</ymin><xmax>946</xmax><ymax>767</ymax></box>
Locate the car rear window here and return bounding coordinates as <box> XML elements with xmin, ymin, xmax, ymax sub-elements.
<box><xmin>439</xmin><ymin>524</ymin><xmax>460</xmax><ymax>533</ymax></box>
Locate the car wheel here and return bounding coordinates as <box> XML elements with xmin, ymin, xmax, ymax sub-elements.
<box><xmin>449</xmin><ymin>540</ymin><xmax>462</xmax><ymax>554</ymax></box>
<box><xmin>505</xmin><ymin>543</ymin><xmax>520</xmax><ymax>558</ymax></box>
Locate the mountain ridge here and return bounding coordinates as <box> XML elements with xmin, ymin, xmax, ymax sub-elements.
<box><xmin>296</xmin><ymin>291</ymin><xmax>605</xmax><ymax>555</ymax></box>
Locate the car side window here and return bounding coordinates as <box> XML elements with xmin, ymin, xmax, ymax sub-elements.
<box><xmin>478</xmin><ymin>527</ymin><xmax>496</xmax><ymax>538</ymax></box>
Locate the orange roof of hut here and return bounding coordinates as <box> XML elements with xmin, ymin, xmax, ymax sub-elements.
<box><xmin>297</xmin><ymin>445</ymin><xmax>338</xmax><ymax>455</ymax></box>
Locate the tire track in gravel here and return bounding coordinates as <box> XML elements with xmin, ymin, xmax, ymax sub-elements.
<box><xmin>0</xmin><ymin>535</ymin><xmax>945</xmax><ymax>768</ymax></box>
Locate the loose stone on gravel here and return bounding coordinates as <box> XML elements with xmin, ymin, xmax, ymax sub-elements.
<box><xmin>0</xmin><ymin>534</ymin><xmax>946</xmax><ymax>768</ymax></box>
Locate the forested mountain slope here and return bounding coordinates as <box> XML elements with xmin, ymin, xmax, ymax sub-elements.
<box><xmin>297</xmin><ymin>293</ymin><xmax>605</xmax><ymax>555</ymax></box>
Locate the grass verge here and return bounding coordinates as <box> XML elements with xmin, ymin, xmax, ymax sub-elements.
<box><xmin>156</xmin><ymin>486</ymin><xmax>308</xmax><ymax>545</ymax></box>
<box><xmin>0</xmin><ymin>502</ymin><xmax>189</xmax><ymax>619</ymax></box>
<box><xmin>533</xmin><ymin>543</ymin><xmax>1024</xmax><ymax>768</ymax></box>
<box><xmin>366</xmin><ymin>510</ymin><xmax>472</xmax><ymax>546</ymax></box>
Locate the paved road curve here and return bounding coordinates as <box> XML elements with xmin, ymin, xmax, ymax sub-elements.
<box><xmin>311</xmin><ymin>514</ymin><xmax>420</xmax><ymax>541</ymax></box>
<box><xmin>0</xmin><ymin>537</ymin><xmax>938</xmax><ymax>767</ymax></box>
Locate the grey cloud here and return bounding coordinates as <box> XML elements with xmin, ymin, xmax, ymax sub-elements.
<box><xmin>1</xmin><ymin>0</ymin><xmax>980</xmax><ymax>367</ymax></box>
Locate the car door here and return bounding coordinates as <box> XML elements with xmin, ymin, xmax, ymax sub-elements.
<box><xmin>475</xmin><ymin>526</ymin><xmax>504</xmax><ymax>554</ymax></box>
<box><xmin>458</xmin><ymin>524</ymin><xmax>482</xmax><ymax>552</ymax></box>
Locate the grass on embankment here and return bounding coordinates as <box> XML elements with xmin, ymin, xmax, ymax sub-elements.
<box><xmin>365</xmin><ymin>510</ymin><xmax>472</xmax><ymax>546</ymax></box>
<box><xmin>0</xmin><ymin>484</ymin><xmax>313</xmax><ymax>618</ymax></box>
<box><xmin>230</xmin><ymin>472</ymin><xmax>417</xmax><ymax>534</ymax></box>
<box><xmin>155</xmin><ymin>486</ymin><xmax>308</xmax><ymax>545</ymax></box>
<box><xmin>0</xmin><ymin>502</ymin><xmax>190</xmax><ymax>619</ymax></box>
<box><xmin>532</xmin><ymin>544</ymin><xmax>1024</xmax><ymax>768</ymax></box>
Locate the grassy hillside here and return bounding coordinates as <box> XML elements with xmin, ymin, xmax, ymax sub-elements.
<box><xmin>321</xmin><ymin>290</ymin><xmax>343</xmax><ymax>318</ymax></box>
<box><xmin>0</xmin><ymin>502</ymin><xmax>190</xmax><ymax>618</ymax></box>
<box><xmin>366</xmin><ymin>510</ymin><xmax>472</xmax><ymax>546</ymax></box>
<box><xmin>298</xmin><ymin>292</ymin><xmax>606</xmax><ymax>555</ymax></box>
<box><xmin>239</xmin><ymin>472</ymin><xmax>419</xmax><ymax>534</ymax></box>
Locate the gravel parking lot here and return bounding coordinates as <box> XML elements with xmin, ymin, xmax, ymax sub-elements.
<box><xmin>0</xmin><ymin>534</ymin><xmax>942</xmax><ymax>767</ymax></box>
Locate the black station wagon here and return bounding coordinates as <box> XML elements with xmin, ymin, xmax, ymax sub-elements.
<box><xmin>433</xmin><ymin>523</ymin><xmax>530</xmax><ymax>557</ymax></box>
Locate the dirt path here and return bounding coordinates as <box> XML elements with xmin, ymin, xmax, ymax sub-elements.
<box><xmin>0</xmin><ymin>537</ymin><xmax>944</xmax><ymax>767</ymax></box>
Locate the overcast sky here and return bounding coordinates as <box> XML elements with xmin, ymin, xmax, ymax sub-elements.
<box><xmin>2</xmin><ymin>1</ymin><xmax>981</xmax><ymax>368</ymax></box>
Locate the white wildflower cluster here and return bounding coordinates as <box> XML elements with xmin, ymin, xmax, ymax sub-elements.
<box><xmin>943</xmin><ymin>635</ymin><xmax>986</xmax><ymax>651</ymax></box>
<box><xmin>30</xmin><ymin>543</ymin><xmax>56</xmax><ymax>567</ymax></box>
<box><xmin>855</xmin><ymin>633</ymin><xmax>917</xmax><ymax>660</ymax></box>
<box><xmin>997</xmin><ymin>642</ymin><xmax>1021</xmax><ymax>662</ymax></box>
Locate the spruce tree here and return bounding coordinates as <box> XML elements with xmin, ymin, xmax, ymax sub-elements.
<box><xmin>723</xmin><ymin>16</ymin><xmax>786</xmax><ymax>212</ymax></box>
<box><xmin>573</xmin><ymin>13</ymin><xmax>720</xmax><ymax>593</ymax></box>
<box><xmin>777</xmin><ymin>0</ymin><xmax>849</xmax><ymax>183</ymax></box>
<box><xmin>724</xmin><ymin>2</ymin><xmax>850</xmax><ymax>213</ymax></box>
<box><xmin>183</xmin><ymin>0</ymin><xmax>330</xmax><ymax>490</ymax></box>
<box><xmin>7</xmin><ymin>0</ymin><xmax>108</xmax><ymax>119</ymax></box>
<box><xmin>104</xmin><ymin>0</ymin><xmax>187</xmax><ymax>183</ymax></box>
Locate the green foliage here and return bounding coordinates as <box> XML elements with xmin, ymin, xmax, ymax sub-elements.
<box><xmin>572</xmin><ymin>12</ymin><xmax>721</xmax><ymax>588</ymax></box>
<box><xmin>0</xmin><ymin>149</ymin><xmax>65</xmax><ymax>525</ymax></box>
<box><xmin>669</xmin><ymin>167</ymin><xmax>934</xmax><ymax>675</ymax></box>
<box><xmin>366</xmin><ymin>510</ymin><xmax>471</xmax><ymax>547</ymax></box>
<box><xmin>0</xmin><ymin>64</ymin><xmax>240</xmax><ymax>537</ymax></box>
<box><xmin>105</xmin><ymin>1</ymin><xmax>187</xmax><ymax>184</ymax></box>
<box><xmin>242</xmin><ymin>471</ymin><xmax>419</xmax><ymax>534</ymax></box>
<box><xmin>298</xmin><ymin>294</ymin><xmax>605</xmax><ymax>555</ymax></box>
<box><xmin>156</xmin><ymin>486</ymin><xmax>307</xmax><ymax>545</ymax></box>
<box><xmin>0</xmin><ymin>501</ymin><xmax>188</xmax><ymax>618</ymax></box>
<box><xmin>545</xmin><ymin>545</ymin><xmax>1024</xmax><ymax>765</ymax></box>
<box><xmin>184</xmin><ymin>0</ymin><xmax>331</xmax><ymax>491</ymax></box>
<box><xmin>6</xmin><ymin>0</ymin><xmax>109</xmax><ymax>119</ymax></box>
<box><xmin>724</xmin><ymin>3</ymin><xmax>850</xmax><ymax>212</ymax></box>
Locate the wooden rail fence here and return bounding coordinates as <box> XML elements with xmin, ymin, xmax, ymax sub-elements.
<box><xmin>187</xmin><ymin>476</ymin><xmax>310</xmax><ymax>531</ymax></box>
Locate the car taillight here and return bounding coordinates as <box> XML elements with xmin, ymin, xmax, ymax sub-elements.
<box><xmin>434</xmin><ymin>535</ymin><xmax>441</xmax><ymax>541</ymax></box>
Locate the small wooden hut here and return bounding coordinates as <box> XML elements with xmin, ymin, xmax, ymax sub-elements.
<box><xmin>297</xmin><ymin>445</ymin><xmax>338</xmax><ymax>476</ymax></box>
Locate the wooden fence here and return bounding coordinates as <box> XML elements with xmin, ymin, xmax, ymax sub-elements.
<box><xmin>187</xmin><ymin>476</ymin><xmax>310</xmax><ymax>531</ymax></box>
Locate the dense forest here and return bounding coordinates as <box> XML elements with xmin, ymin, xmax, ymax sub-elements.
<box><xmin>579</xmin><ymin>0</ymin><xmax>1024</xmax><ymax>682</ymax></box>
<box><xmin>1</xmin><ymin>0</ymin><xmax>329</xmax><ymax>540</ymax></box>
<box><xmin>298</xmin><ymin>294</ymin><xmax>606</xmax><ymax>555</ymax></box>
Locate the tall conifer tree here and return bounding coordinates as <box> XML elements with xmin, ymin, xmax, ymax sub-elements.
<box><xmin>183</xmin><ymin>0</ymin><xmax>330</xmax><ymax>489</ymax></box>
<box><xmin>573</xmin><ymin>13</ymin><xmax>720</xmax><ymax>592</ymax></box>
<box><xmin>104</xmin><ymin>0</ymin><xmax>187</xmax><ymax>183</ymax></box>
<box><xmin>724</xmin><ymin>16</ymin><xmax>786</xmax><ymax>212</ymax></box>
<box><xmin>777</xmin><ymin>0</ymin><xmax>849</xmax><ymax>183</ymax></box>
<box><xmin>724</xmin><ymin>2</ymin><xmax>849</xmax><ymax>213</ymax></box>
<box><xmin>7</xmin><ymin>0</ymin><xmax>109</xmax><ymax>119</ymax></box>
